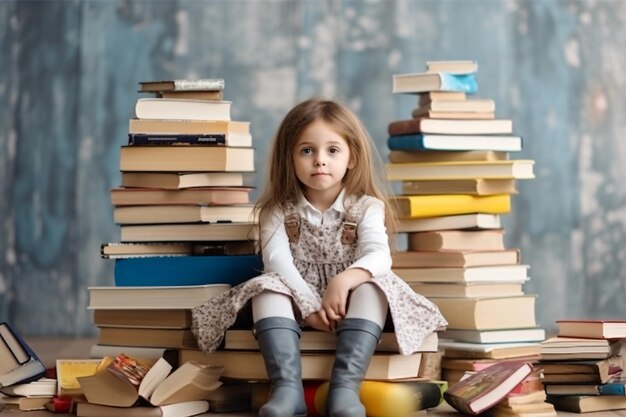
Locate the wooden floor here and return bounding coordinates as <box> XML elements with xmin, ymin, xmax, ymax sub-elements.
<box><xmin>6</xmin><ymin>337</ymin><xmax>626</xmax><ymax>416</ymax></box>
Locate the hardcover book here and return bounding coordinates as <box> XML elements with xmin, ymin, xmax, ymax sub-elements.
<box><xmin>139</xmin><ymin>79</ymin><xmax>224</xmax><ymax>92</ymax></box>
<box><xmin>387</xmin><ymin>134</ymin><xmax>522</xmax><ymax>152</ymax></box>
<box><xmin>113</xmin><ymin>204</ymin><xmax>254</xmax><ymax>225</ymax></box>
<box><xmin>135</xmin><ymin>98</ymin><xmax>231</xmax><ymax>121</ymax></box>
<box><xmin>127</xmin><ymin>132</ymin><xmax>252</xmax><ymax>147</ymax></box>
<box><xmin>391</xmin><ymin>194</ymin><xmax>511</xmax><ymax>218</ymax></box>
<box><xmin>397</xmin><ymin>213</ymin><xmax>502</xmax><ymax>233</ymax></box>
<box><xmin>388</xmin><ymin>118</ymin><xmax>513</xmax><ymax>136</ymax></box>
<box><xmin>128</xmin><ymin>119</ymin><xmax>249</xmax><ymax>135</ymax></box>
<box><xmin>426</xmin><ymin>60</ymin><xmax>478</xmax><ymax>74</ymax></box>
<box><xmin>386</xmin><ymin>160</ymin><xmax>534</xmax><ymax>181</ymax></box>
<box><xmin>556</xmin><ymin>319</ymin><xmax>626</xmax><ymax>339</ymax></box>
<box><xmin>119</xmin><ymin>222</ymin><xmax>258</xmax><ymax>243</ymax></box>
<box><xmin>394</xmin><ymin>264</ymin><xmax>529</xmax><ymax>283</ymax></box>
<box><xmin>121</xmin><ymin>172</ymin><xmax>245</xmax><ymax>189</ymax></box>
<box><xmin>0</xmin><ymin>322</ymin><xmax>46</xmax><ymax>388</ymax></box>
<box><xmin>392</xmin><ymin>249</ymin><xmax>520</xmax><ymax>268</ymax></box>
<box><xmin>110</xmin><ymin>187</ymin><xmax>252</xmax><ymax>206</ymax></box>
<box><xmin>388</xmin><ymin>150</ymin><xmax>509</xmax><ymax>164</ymax></box>
<box><xmin>392</xmin><ymin>72</ymin><xmax>478</xmax><ymax>94</ymax></box>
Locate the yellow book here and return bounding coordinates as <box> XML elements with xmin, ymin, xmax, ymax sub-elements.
<box><xmin>391</xmin><ymin>194</ymin><xmax>510</xmax><ymax>218</ymax></box>
<box><xmin>386</xmin><ymin>160</ymin><xmax>534</xmax><ymax>181</ymax></box>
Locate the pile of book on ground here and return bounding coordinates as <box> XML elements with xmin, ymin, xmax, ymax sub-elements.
<box><xmin>388</xmin><ymin>61</ymin><xmax>546</xmax><ymax>387</ymax></box>
<box><xmin>540</xmin><ymin>319</ymin><xmax>626</xmax><ymax>413</ymax></box>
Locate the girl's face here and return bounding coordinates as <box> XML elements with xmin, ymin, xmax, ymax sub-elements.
<box><xmin>292</xmin><ymin>119</ymin><xmax>353</xmax><ymax>202</ymax></box>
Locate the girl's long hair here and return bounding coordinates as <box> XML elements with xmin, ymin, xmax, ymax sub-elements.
<box><xmin>254</xmin><ymin>98</ymin><xmax>397</xmax><ymax>244</ymax></box>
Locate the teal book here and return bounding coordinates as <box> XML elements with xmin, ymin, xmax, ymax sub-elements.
<box><xmin>114</xmin><ymin>255</ymin><xmax>263</xmax><ymax>287</ymax></box>
<box><xmin>387</xmin><ymin>133</ymin><xmax>522</xmax><ymax>152</ymax></box>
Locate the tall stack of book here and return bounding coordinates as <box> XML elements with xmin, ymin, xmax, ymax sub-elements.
<box><xmin>388</xmin><ymin>61</ymin><xmax>545</xmax><ymax>387</ymax></box>
<box><xmin>540</xmin><ymin>320</ymin><xmax>626</xmax><ymax>413</ymax></box>
<box><xmin>89</xmin><ymin>78</ymin><xmax>260</xmax><ymax>359</ymax></box>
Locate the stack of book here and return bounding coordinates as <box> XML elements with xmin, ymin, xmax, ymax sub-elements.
<box><xmin>540</xmin><ymin>320</ymin><xmax>626</xmax><ymax>413</ymax></box>
<box><xmin>89</xmin><ymin>78</ymin><xmax>261</xmax><ymax>358</ymax></box>
<box><xmin>388</xmin><ymin>61</ymin><xmax>544</xmax><ymax>386</ymax></box>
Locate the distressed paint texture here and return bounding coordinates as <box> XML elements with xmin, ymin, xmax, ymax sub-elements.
<box><xmin>1</xmin><ymin>0</ymin><xmax>625</xmax><ymax>336</ymax></box>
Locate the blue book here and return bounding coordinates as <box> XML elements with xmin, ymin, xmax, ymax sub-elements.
<box><xmin>114</xmin><ymin>255</ymin><xmax>263</xmax><ymax>287</ymax></box>
<box><xmin>393</xmin><ymin>73</ymin><xmax>478</xmax><ymax>94</ymax></box>
<box><xmin>599</xmin><ymin>377</ymin><xmax>626</xmax><ymax>395</ymax></box>
<box><xmin>387</xmin><ymin>133</ymin><xmax>522</xmax><ymax>152</ymax></box>
<box><xmin>0</xmin><ymin>322</ymin><xmax>46</xmax><ymax>387</ymax></box>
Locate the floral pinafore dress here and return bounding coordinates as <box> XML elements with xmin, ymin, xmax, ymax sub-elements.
<box><xmin>191</xmin><ymin>195</ymin><xmax>448</xmax><ymax>356</ymax></box>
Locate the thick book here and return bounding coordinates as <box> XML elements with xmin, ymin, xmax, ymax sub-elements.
<box><xmin>439</xmin><ymin>327</ymin><xmax>546</xmax><ymax>344</ymax></box>
<box><xmin>127</xmin><ymin>132</ymin><xmax>252</xmax><ymax>147</ymax></box>
<box><xmin>539</xmin><ymin>355</ymin><xmax>623</xmax><ymax>380</ymax></box>
<box><xmin>402</xmin><ymin>178</ymin><xmax>517</xmax><ymax>196</ymax></box>
<box><xmin>0</xmin><ymin>322</ymin><xmax>46</xmax><ymax>387</ymax></box>
<box><xmin>443</xmin><ymin>360</ymin><xmax>533</xmax><ymax>415</ymax></box>
<box><xmin>389</xmin><ymin>150</ymin><xmax>509</xmax><ymax>164</ymax></box>
<box><xmin>139</xmin><ymin>79</ymin><xmax>224</xmax><ymax>92</ymax></box>
<box><xmin>113</xmin><ymin>254</ymin><xmax>262</xmax><ymax>287</ymax></box>
<box><xmin>94</xmin><ymin>309</ymin><xmax>192</xmax><ymax>329</ymax></box>
<box><xmin>426</xmin><ymin>60</ymin><xmax>478</xmax><ymax>74</ymax></box>
<box><xmin>89</xmin><ymin>345</ymin><xmax>169</xmax><ymax>360</ymax></box>
<box><xmin>392</xmin><ymin>249</ymin><xmax>520</xmax><ymax>268</ymax></box>
<box><xmin>408</xmin><ymin>229</ymin><xmax>506</xmax><ymax>251</ymax></box>
<box><xmin>110</xmin><ymin>187</ymin><xmax>252</xmax><ymax>206</ymax></box>
<box><xmin>87</xmin><ymin>284</ymin><xmax>231</xmax><ymax>310</ymax></box>
<box><xmin>556</xmin><ymin>319</ymin><xmax>626</xmax><ymax>339</ymax></box>
<box><xmin>113</xmin><ymin>204</ymin><xmax>255</xmax><ymax>224</ymax></box>
<box><xmin>545</xmin><ymin>376</ymin><xmax>626</xmax><ymax>396</ymax></box>
<box><xmin>1</xmin><ymin>396</ymin><xmax>53</xmax><ymax>411</ymax></box>
<box><xmin>547</xmin><ymin>394</ymin><xmax>626</xmax><ymax>413</ymax></box>
<box><xmin>388</xmin><ymin>118</ymin><xmax>513</xmax><ymax>136</ymax></box>
<box><xmin>439</xmin><ymin>340</ymin><xmax>541</xmax><ymax>360</ymax></box>
<box><xmin>391</xmin><ymin>194</ymin><xmax>511</xmax><ymax>218</ymax></box>
<box><xmin>135</xmin><ymin>98</ymin><xmax>231</xmax><ymax>121</ymax></box>
<box><xmin>419</xmin><ymin>91</ymin><xmax>467</xmax><ymax>103</ymax></box>
<box><xmin>410</xmin><ymin>109</ymin><xmax>495</xmax><ymax>120</ymax></box>
<box><xmin>386</xmin><ymin>160</ymin><xmax>534</xmax><ymax>181</ymax></box>
<box><xmin>397</xmin><ymin>213</ymin><xmax>502</xmax><ymax>233</ymax></box>
<box><xmin>98</xmin><ymin>327</ymin><xmax>197</xmax><ymax>348</ymax></box>
<box><xmin>121</xmin><ymin>172</ymin><xmax>245</xmax><ymax>189</ymax></box>
<box><xmin>101</xmin><ymin>241</ymin><xmax>255</xmax><ymax>259</ymax></box>
<box><xmin>540</xmin><ymin>337</ymin><xmax>623</xmax><ymax>360</ymax></box>
<box><xmin>120</xmin><ymin>222</ymin><xmax>258</xmax><ymax>242</ymax></box>
<box><xmin>128</xmin><ymin>119</ymin><xmax>249</xmax><ymax>135</ymax></box>
<box><xmin>409</xmin><ymin>282</ymin><xmax>524</xmax><ymax>298</ymax></box>
<box><xmin>178</xmin><ymin>349</ymin><xmax>424</xmax><ymax>381</ymax></box>
<box><xmin>119</xmin><ymin>146</ymin><xmax>254</xmax><ymax>172</ymax></box>
<box><xmin>75</xmin><ymin>400</ymin><xmax>210</xmax><ymax>417</ymax></box>
<box><xmin>393</xmin><ymin>264</ymin><xmax>529</xmax><ymax>283</ymax></box>
<box><xmin>387</xmin><ymin>133</ymin><xmax>522</xmax><ymax>152</ymax></box>
<box><xmin>429</xmin><ymin>295</ymin><xmax>537</xmax><ymax>330</ymax></box>
<box><xmin>156</xmin><ymin>90</ymin><xmax>223</xmax><ymax>100</ymax></box>
<box><xmin>392</xmin><ymin>72</ymin><xmax>478</xmax><ymax>94</ymax></box>
<box><xmin>414</xmin><ymin>99</ymin><xmax>494</xmax><ymax>113</ymax></box>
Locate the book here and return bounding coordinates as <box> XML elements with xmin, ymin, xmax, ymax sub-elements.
<box><xmin>75</xmin><ymin>400</ymin><xmax>210</xmax><ymax>417</ymax></box>
<box><xmin>544</xmin><ymin>376</ymin><xmax>626</xmax><ymax>396</ymax></box>
<box><xmin>98</xmin><ymin>327</ymin><xmax>197</xmax><ymax>349</ymax></box>
<box><xmin>120</xmin><ymin>222</ymin><xmax>258</xmax><ymax>242</ymax></box>
<box><xmin>149</xmin><ymin>361</ymin><xmax>222</xmax><ymax>405</ymax></box>
<box><xmin>410</xmin><ymin>110</ymin><xmax>495</xmax><ymax>120</ymax></box>
<box><xmin>101</xmin><ymin>242</ymin><xmax>192</xmax><ymax>258</ymax></box>
<box><xmin>402</xmin><ymin>178</ymin><xmax>517</xmax><ymax>196</ymax></box>
<box><xmin>55</xmin><ymin>359</ymin><xmax>101</xmax><ymax>396</ymax></box>
<box><xmin>0</xmin><ymin>395</ymin><xmax>52</xmax><ymax>411</ymax></box>
<box><xmin>388</xmin><ymin>118</ymin><xmax>513</xmax><ymax>136</ymax></box>
<box><xmin>224</xmin><ymin>330</ymin><xmax>438</xmax><ymax>353</ymax></box>
<box><xmin>439</xmin><ymin>328</ymin><xmax>546</xmax><ymax>344</ymax></box>
<box><xmin>392</xmin><ymin>72</ymin><xmax>478</xmax><ymax>94</ymax></box>
<box><xmin>397</xmin><ymin>213</ymin><xmax>502</xmax><ymax>233</ymax></box>
<box><xmin>556</xmin><ymin>319</ymin><xmax>626</xmax><ymax>339</ymax></box>
<box><xmin>128</xmin><ymin>119</ymin><xmax>249</xmax><ymax>135</ymax></box>
<box><xmin>87</xmin><ymin>283</ymin><xmax>231</xmax><ymax>309</ymax></box>
<box><xmin>393</xmin><ymin>264</ymin><xmax>529</xmax><ymax>283</ymax></box>
<box><xmin>540</xmin><ymin>337</ymin><xmax>623</xmax><ymax>360</ymax></box>
<box><xmin>392</xmin><ymin>249</ymin><xmax>520</xmax><ymax>268</ymax></box>
<box><xmin>0</xmin><ymin>377</ymin><xmax>56</xmax><ymax>397</ymax></box>
<box><xmin>413</xmin><ymin>99</ymin><xmax>494</xmax><ymax>113</ymax></box>
<box><xmin>93</xmin><ymin>309</ymin><xmax>192</xmax><ymax>329</ymax></box>
<box><xmin>408</xmin><ymin>229</ymin><xmax>506</xmax><ymax>251</ymax></box>
<box><xmin>119</xmin><ymin>146</ymin><xmax>254</xmax><ymax>172</ymax></box>
<box><xmin>538</xmin><ymin>355</ymin><xmax>623</xmax><ymax>379</ymax></box>
<box><xmin>127</xmin><ymin>132</ymin><xmax>251</xmax><ymax>147</ymax></box>
<box><xmin>114</xmin><ymin>254</ymin><xmax>262</xmax><ymax>287</ymax></box>
<box><xmin>89</xmin><ymin>345</ymin><xmax>170</xmax><ymax>360</ymax></box>
<box><xmin>409</xmin><ymin>282</ymin><xmax>524</xmax><ymax>298</ymax></box>
<box><xmin>178</xmin><ymin>349</ymin><xmax>424</xmax><ymax>380</ymax></box>
<box><xmin>443</xmin><ymin>360</ymin><xmax>533</xmax><ymax>415</ymax></box>
<box><xmin>121</xmin><ymin>172</ymin><xmax>245</xmax><ymax>189</ymax></box>
<box><xmin>113</xmin><ymin>204</ymin><xmax>254</xmax><ymax>224</ymax></box>
<box><xmin>391</xmin><ymin>194</ymin><xmax>511</xmax><ymax>218</ymax></box>
<box><xmin>110</xmin><ymin>186</ymin><xmax>252</xmax><ymax>206</ymax></box>
<box><xmin>429</xmin><ymin>295</ymin><xmax>537</xmax><ymax>330</ymax></box>
<box><xmin>387</xmin><ymin>134</ymin><xmax>522</xmax><ymax>152</ymax></box>
<box><xmin>547</xmin><ymin>395</ymin><xmax>626</xmax><ymax>413</ymax></box>
<box><xmin>500</xmin><ymin>389</ymin><xmax>546</xmax><ymax>405</ymax></box>
<box><xmin>139</xmin><ymin>79</ymin><xmax>224</xmax><ymax>92</ymax></box>
<box><xmin>419</xmin><ymin>91</ymin><xmax>467</xmax><ymax>103</ymax></box>
<box><xmin>135</xmin><ymin>98</ymin><xmax>231</xmax><ymax>121</ymax></box>
<box><xmin>490</xmin><ymin>401</ymin><xmax>556</xmax><ymax>417</ymax></box>
<box><xmin>0</xmin><ymin>322</ymin><xmax>45</xmax><ymax>387</ymax></box>
<box><xmin>387</xmin><ymin>160</ymin><xmax>534</xmax><ymax>181</ymax></box>
<box><xmin>426</xmin><ymin>60</ymin><xmax>478</xmax><ymax>74</ymax></box>
<box><xmin>156</xmin><ymin>90</ymin><xmax>223</xmax><ymax>100</ymax></box>
<box><xmin>388</xmin><ymin>150</ymin><xmax>509</xmax><ymax>164</ymax></box>
<box><xmin>439</xmin><ymin>341</ymin><xmax>541</xmax><ymax>360</ymax></box>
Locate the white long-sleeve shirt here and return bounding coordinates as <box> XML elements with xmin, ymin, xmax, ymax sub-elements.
<box><xmin>261</xmin><ymin>190</ymin><xmax>392</xmax><ymax>298</ymax></box>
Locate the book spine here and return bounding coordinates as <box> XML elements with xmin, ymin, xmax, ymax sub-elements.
<box><xmin>174</xmin><ymin>79</ymin><xmax>224</xmax><ymax>91</ymax></box>
<box><xmin>128</xmin><ymin>133</ymin><xmax>226</xmax><ymax>146</ymax></box>
<box><xmin>387</xmin><ymin>134</ymin><xmax>428</xmax><ymax>151</ymax></box>
<box><xmin>400</xmin><ymin>194</ymin><xmax>511</xmax><ymax>218</ymax></box>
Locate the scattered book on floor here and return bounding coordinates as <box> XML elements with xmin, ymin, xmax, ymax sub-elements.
<box><xmin>392</xmin><ymin>249</ymin><xmax>520</xmax><ymax>268</ymax></box>
<box><xmin>139</xmin><ymin>79</ymin><xmax>225</xmax><ymax>93</ymax></box>
<box><xmin>110</xmin><ymin>187</ymin><xmax>252</xmax><ymax>206</ymax></box>
<box><xmin>426</xmin><ymin>60</ymin><xmax>478</xmax><ymax>74</ymax></box>
<box><xmin>547</xmin><ymin>394</ymin><xmax>626</xmax><ymax>413</ymax></box>
<box><xmin>127</xmin><ymin>132</ymin><xmax>251</xmax><ymax>147</ymax></box>
<box><xmin>119</xmin><ymin>146</ymin><xmax>254</xmax><ymax>172</ymax></box>
<box><xmin>402</xmin><ymin>178</ymin><xmax>517</xmax><ymax>196</ymax></box>
<box><xmin>87</xmin><ymin>283</ymin><xmax>231</xmax><ymax>310</ymax></box>
<box><xmin>0</xmin><ymin>377</ymin><xmax>56</xmax><ymax>397</ymax></box>
<box><xmin>386</xmin><ymin>160</ymin><xmax>534</xmax><ymax>181</ymax></box>
<box><xmin>391</xmin><ymin>194</ymin><xmax>511</xmax><ymax>218</ymax></box>
<box><xmin>93</xmin><ymin>309</ymin><xmax>192</xmax><ymax>329</ymax></box>
<box><xmin>429</xmin><ymin>295</ymin><xmax>537</xmax><ymax>330</ymax></box>
<box><xmin>0</xmin><ymin>322</ymin><xmax>46</xmax><ymax>388</ymax></box>
<box><xmin>392</xmin><ymin>72</ymin><xmax>478</xmax><ymax>94</ymax></box>
<box><xmin>388</xmin><ymin>150</ymin><xmax>509</xmax><ymax>164</ymax></box>
<box><xmin>394</xmin><ymin>264</ymin><xmax>529</xmax><ymax>284</ymax></box>
<box><xmin>0</xmin><ymin>395</ymin><xmax>52</xmax><ymax>411</ymax></box>
<box><xmin>556</xmin><ymin>319</ymin><xmax>626</xmax><ymax>339</ymax></box>
<box><xmin>120</xmin><ymin>222</ymin><xmax>258</xmax><ymax>243</ymax></box>
<box><xmin>75</xmin><ymin>400</ymin><xmax>210</xmax><ymax>417</ymax></box>
<box><xmin>113</xmin><ymin>254</ymin><xmax>262</xmax><ymax>287</ymax></box>
<box><xmin>128</xmin><ymin>119</ymin><xmax>249</xmax><ymax>136</ymax></box>
<box><xmin>439</xmin><ymin>340</ymin><xmax>542</xmax><ymax>360</ymax></box>
<box><xmin>409</xmin><ymin>281</ymin><xmax>524</xmax><ymax>298</ymax></box>
<box><xmin>443</xmin><ymin>360</ymin><xmax>533</xmax><ymax>415</ymax></box>
<box><xmin>540</xmin><ymin>337</ymin><xmax>623</xmax><ymax>360</ymax></box>
<box><xmin>135</xmin><ymin>98</ymin><xmax>231</xmax><ymax>121</ymax></box>
<box><xmin>397</xmin><ymin>213</ymin><xmax>502</xmax><ymax>233</ymax></box>
<box><xmin>438</xmin><ymin>327</ymin><xmax>545</xmax><ymax>344</ymax></box>
<box><xmin>113</xmin><ymin>204</ymin><xmax>255</xmax><ymax>225</ymax></box>
<box><xmin>407</xmin><ymin>229</ymin><xmax>506</xmax><ymax>251</ymax></box>
<box><xmin>121</xmin><ymin>172</ymin><xmax>245</xmax><ymax>189</ymax></box>
<box><xmin>387</xmin><ymin>133</ymin><xmax>522</xmax><ymax>152</ymax></box>
<box><xmin>55</xmin><ymin>359</ymin><xmax>101</xmax><ymax>396</ymax></box>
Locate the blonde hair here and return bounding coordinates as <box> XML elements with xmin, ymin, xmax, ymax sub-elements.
<box><xmin>255</xmin><ymin>98</ymin><xmax>397</xmax><ymax>240</ymax></box>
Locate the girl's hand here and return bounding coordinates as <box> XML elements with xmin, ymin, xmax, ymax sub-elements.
<box><xmin>321</xmin><ymin>268</ymin><xmax>372</xmax><ymax>330</ymax></box>
<box><xmin>303</xmin><ymin>311</ymin><xmax>333</xmax><ymax>332</ymax></box>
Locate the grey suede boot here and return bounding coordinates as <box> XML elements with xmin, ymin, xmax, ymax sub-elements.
<box><xmin>253</xmin><ymin>317</ymin><xmax>307</xmax><ymax>417</ymax></box>
<box><xmin>326</xmin><ymin>318</ymin><xmax>383</xmax><ymax>417</ymax></box>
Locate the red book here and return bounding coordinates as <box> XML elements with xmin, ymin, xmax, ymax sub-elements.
<box><xmin>443</xmin><ymin>360</ymin><xmax>533</xmax><ymax>415</ymax></box>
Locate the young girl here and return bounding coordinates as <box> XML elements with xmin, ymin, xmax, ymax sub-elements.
<box><xmin>192</xmin><ymin>99</ymin><xmax>447</xmax><ymax>417</ymax></box>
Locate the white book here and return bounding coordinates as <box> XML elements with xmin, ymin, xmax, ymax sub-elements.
<box><xmin>135</xmin><ymin>98</ymin><xmax>231</xmax><ymax>121</ymax></box>
<box><xmin>394</xmin><ymin>265</ymin><xmax>530</xmax><ymax>283</ymax></box>
<box><xmin>397</xmin><ymin>213</ymin><xmax>502</xmax><ymax>233</ymax></box>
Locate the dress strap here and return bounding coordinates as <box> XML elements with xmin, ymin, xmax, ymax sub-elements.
<box><xmin>341</xmin><ymin>195</ymin><xmax>380</xmax><ymax>244</ymax></box>
<box><xmin>283</xmin><ymin>202</ymin><xmax>301</xmax><ymax>243</ymax></box>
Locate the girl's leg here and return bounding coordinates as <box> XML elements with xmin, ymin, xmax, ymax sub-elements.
<box><xmin>251</xmin><ymin>291</ymin><xmax>307</xmax><ymax>417</ymax></box>
<box><xmin>327</xmin><ymin>282</ymin><xmax>388</xmax><ymax>417</ymax></box>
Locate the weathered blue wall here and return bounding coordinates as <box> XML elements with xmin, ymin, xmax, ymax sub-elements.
<box><xmin>1</xmin><ymin>0</ymin><xmax>625</xmax><ymax>336</ymax></box>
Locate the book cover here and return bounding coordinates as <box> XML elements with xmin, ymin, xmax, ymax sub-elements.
<box><xmin>135</xmin><ymin>98</ymin><xmax>231</xmax><ymax>121</ymax></box>
<box><xmin>426</xmin><ymin>60</ymin><xmax>478</xmax><ymax>74</ymax></box>
<box><xmin>401</xmin><ymin>178</ymin><xmax>517</xmax><ymax>196</ymax></box>
<box><xmin>388</xmin><ymin>150</ymin><xmax>509</xmax><ymax>164</ymax></box>
<box><xmin>0</xmin><ymin>322</ymin><xmax>46</xmax><ymax>388</ymax></box>
<box><xmin>392</xmin><ymin>249</ymin><xmax>521</xmax><ymax>269</ymax></box>
<box><xmin>120</xmin><ymin>222</ymin><xmax>258</xmax><ymax>243</ymax></box>
<box><xmin>388</xmin><ymin>118</ymin><xmax>513</xmax><ymax>136</ymax></box>
<box><xmin>407</xmin><ymin>229</ymin><xmax>506</xmax><ymax>252</ymax></box>
<box><xmin>392</xmin><ymin>72</ymin><xmax>478</xmax><ymax>94</ymax></box>
<box><xmin>394</xmin><ymin>264</ymin><xmax>529</xmax><ymax>284</ymax></box>
<box><xmin>119</xmin><ymin>146</ymin><xmax>254</xmax><ymax>172</ymax></box>
<box><xmin>127</xmin><ymin>132</ymin><xmax>252</xmax><ymax>147</ymax></box>
<box><xmin>397</xmin><ymin>213</ymin><xmax>502</xmax><ymax>233</ymax></box>
<box><xmin>556</xmin><ymin>319</ymin><xmax>626</xmax><ymax>339</ymax></box>
<box><xmin>114</xmin><ymin>254</ymin><xmax>262</xmax><ymax>287</ymax></box>
<box><xmin>139</xmin><ymin>79</ymin><xmax>224</xmax><ymax>92</ymax></box>
<box><xmin>113</xmin><ymin>204</ymin><xmax>255</xmax><ymax>225</ymax></box>
<box><xmin>391</xmin><ymin>194</ymin><xmax>511</xmax><ymax>219</ymax></box>
<box><xmin>443</xmin><ymin>360</ymin><xmax>533</xmax><ymax>415</ymax></box>
<box><xmin>547</xmin><ymin>394</ymin><xmax>626</xmax><ymax>413</ymax></box>
<box><xmin>386</xmin><ymin>160</ymin><xmax>534</xmax><ymax>181</ymax></box>
<box><xmin>439</xmin><ymin>327</ymin><xmax>545</xmax><ymax>344</ymax></box>
<box><xmin>121</xmin><ymin>172</ymin><xmax>245</xmax><ymax>190</ymax></box>
<box><xmin>110</xmin><ymin>186</ymin><xmax>252</xmax><ymax>206</ymax></box>
<box><xmin>128</xmin><ymin>119</ymin><xmax>249</xmax><ymax>135</ymax></box>
<box><xmin>387</xmin><ymin>133</ymin><xmax>522</xmax><ymax>152</ymax></box>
